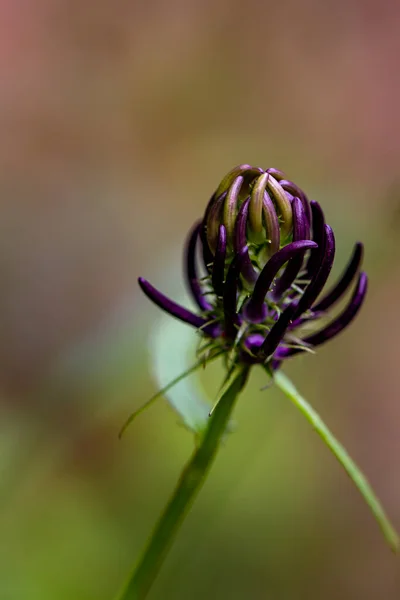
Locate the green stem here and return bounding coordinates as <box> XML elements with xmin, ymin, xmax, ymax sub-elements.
<box><xmin>273</xmin><ymin>369</ymin><xmax>399</xmax><ymax>553</ymax></box>
<box><xmin>116</xmin><ymin>365</ymin><xmax>249</xmax><ymax>600</ymax></box>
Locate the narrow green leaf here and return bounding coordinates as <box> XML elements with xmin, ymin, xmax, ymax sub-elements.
<box><xmin>118</xmin><ymin>359</ymin><xmax>212</xmax><ymax>438</ymax></box>
<box><xmin>273</xmin><ymin>369</ymin><xmax>399</xmax><ymax>553</ymax></box>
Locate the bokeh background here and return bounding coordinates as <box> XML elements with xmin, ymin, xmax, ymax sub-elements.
<box><xmin>0</xmin><ymin>1</ymin><xmax>399</xmax><ymax>598</ymax></box>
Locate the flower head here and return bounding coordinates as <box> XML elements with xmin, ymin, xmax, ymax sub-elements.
<box><xmin>139</xmin><ymin>165</ymin><xmax>367</xmax><ymax>370</ymax></box>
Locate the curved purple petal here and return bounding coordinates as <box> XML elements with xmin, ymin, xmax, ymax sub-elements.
<box><xmin>138</xmin><ymin>277</ymin><xmax>216</xmax><ymax>336</ymax></box>
<box><xmin>306</xmin><ymin>201</ymin><xmax>326</xmax><ymax>277</ymax></box>
<box><xmin>223</xmin><ymin>247</ymin><xmax>248</xmax><ymax>338</ymax></box>
<box><xmin>234</xmin><ymin>198</ymin><xmax>258</xmax><ymax>284</ymax></box>
<box><xmin>185</xmin><ymin>221</ymin><xmax>213</xmax><ymax>311</ymax></box>
<box><xmin>294</xmin><ymin>224</ymin><xmax>336</xmax><ymax>319</ymax></box>
<box><xmin>312</xmin><ymin>242</ymin><xmax>363</xmax><ymax>313</ymax></box>
<box><xmin>200</xmin><ymin>195</ymin><xmax>216</xmax><ymax>273</ymax></box>
<box><xmin>205</xmin><ymin>193</ymin><xmax>226</xmax><ymax>254</ymax></box>
<box><xmin>243</xmin><ymin>240</ymin><xmax>318</xmax><ymax>323</ymax></box>
<box><xmin>258</xmin><ymin>302</ymin><xmax>298</xmax><ymax>359</ymax></box>
<box><xmin>212</xmin><ymin>224</ymin><xmax>227</xmax><ymax>297</ymax></box>
<box><xmin>271</xmin><ymin>198</ymin><xmax>310</xmax><ymax>300</ymax></box>
<box><xmin>293</xmin><ymin>196</ymin><xmax>310</xmax><ymax>241</ymax></box>
<box><xmin>303</xmin><ymin>272</ymin><xmax>368</xmax><ymax>347</ymax></box>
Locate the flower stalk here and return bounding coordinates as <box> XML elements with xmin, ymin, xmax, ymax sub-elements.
<box><xmin>273</xmin><ymin>369</ymin><xmax>399</xmax><ymax>553</ymax></box>
<box><xmin>116</xmin><ymin>366</ymin><xmax>249</xmax><ymax>600</ymax></box>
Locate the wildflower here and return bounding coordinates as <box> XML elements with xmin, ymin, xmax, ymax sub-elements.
<box><xmin>117</xmin><ymin>167</ymin><xmax>397</xmax><ymax>600</ymax></box>
<box><xmin>138</xmin><ymin>164</ymin><xmax>367</xmax><ymax>370</ymax></box>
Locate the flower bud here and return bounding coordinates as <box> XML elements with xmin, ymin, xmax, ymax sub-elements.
<box><xmin>203</xmin><ymin>166</ymin><xmax>294</xmax><ymax>275</ymax></box>
<box><xmin>138</xmin><ymin>164</ymin><xmax>367</xmax><ymax>370</ymax></box>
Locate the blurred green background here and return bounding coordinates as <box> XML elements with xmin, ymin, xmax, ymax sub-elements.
<box><xmin>0</xmin><ymin>1</ymin><xmax>399</xmax><ymax>598</ymax></box>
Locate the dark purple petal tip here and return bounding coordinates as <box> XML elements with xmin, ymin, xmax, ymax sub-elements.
<box><xmin>138</xmin><ymin>277</ymin><xmax>215</xmax><ymax>335</ymax></box>
<box><xmin>312</xmin><ymin>242</ymin><xmax>364</xmax><ymax>313</ymax></box>
<box><xmin>303</xmin><ymin>271</ymin><xmax>368</xmax><ymax>348</ymax></box>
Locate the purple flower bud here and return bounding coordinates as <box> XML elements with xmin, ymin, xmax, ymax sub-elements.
<box><xmin>203</xmin><ymin>165</ymin><xmax>291</xmax><ymax>266</ymax></box>
<box><xmin>138</xmin><ymin>164</ymin><xmax>368</xmax><ymax>371</ymax></box>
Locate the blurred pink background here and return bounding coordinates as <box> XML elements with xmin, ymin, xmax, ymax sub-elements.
<box><xmin>0</xmin><ymin>1</ymin><xmax>399</xmax><ymax>598</ymax></box>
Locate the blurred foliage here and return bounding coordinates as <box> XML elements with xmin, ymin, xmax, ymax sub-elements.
<box><xmin>0</xmin><ymin>1</ymin><xmax>399</xmax><ymax>599</ymax></box>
